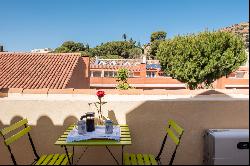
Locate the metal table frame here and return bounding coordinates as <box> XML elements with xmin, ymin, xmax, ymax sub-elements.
<box><xmin>54</xmin><ymin>124</ymin><xmax>132</xmax><ymax>165</ymax></box>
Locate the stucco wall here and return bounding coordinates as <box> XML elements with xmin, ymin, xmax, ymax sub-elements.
<box><xmin>0</xmin><ymin>95</ymin><xmax>249</xmax><ymax>165</ymax></box>
<box><xmin>66</xmin><ymin>56</ymin><xmax>90</xmax><ymax>89</ymax></box>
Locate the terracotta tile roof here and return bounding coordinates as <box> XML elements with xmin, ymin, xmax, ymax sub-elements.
<box><xmin>0</xmin><ymin>53</ymin><xmax>81</xmax><ymax>89</ymax></box>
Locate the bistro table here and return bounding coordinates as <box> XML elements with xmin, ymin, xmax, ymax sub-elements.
<box><xmin>54</xmin><ymin>124</ymin><xmax>132</xmax><ymax>165</ymax></box>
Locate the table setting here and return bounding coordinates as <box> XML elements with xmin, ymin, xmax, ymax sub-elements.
<box><xmin>66</xmin><ymin>113</ymin><xmax>121</xmax><ymax>142</ymax></box>
<box><xmin>54</xmin><ymin>90</ymin><xmax>131</xmax><ymax>165</ymax></box>
<box><xmin>66</xmin><ymin>90</ymin><xmax>120</xmax><ymax>143</ymax></box>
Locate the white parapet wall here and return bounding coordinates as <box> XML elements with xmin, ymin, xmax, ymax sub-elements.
<box><xmin>0</xmin><ymin>93</ymin><xmax>249</xmax><ymax>165</ymax></box>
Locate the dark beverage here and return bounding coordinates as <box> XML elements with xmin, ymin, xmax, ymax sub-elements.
<box><xmin>85</xmin><ymin>112</ymin><xmax>95</xmax><ymax>132</ymax></box>
<box><xmin>86</xmin><ymin>118</ymin><xmax>95</xmax><ymax>132</ymax></box>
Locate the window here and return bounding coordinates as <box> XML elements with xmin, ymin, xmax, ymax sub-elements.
<box><xmin>91</xmin><ymin>71</ymin><xmax>102</xmax><ymax>77</ymax></box>
<box><xmin>236</xmin><ymin>72</ymin><xmax>245</xmax><ymax>78</ymax></box>
<box><xmin>128</xmin><ymin>71</ymin><xmax>134</xmax><ymax>78</ymax></box>
<box><xmin>104</xmin><ymin>71</ymin><xmax>110</xmax><ymax>77</ymax></box>
<box><xmin>104</xmin><ymin>71</ymin><xmax>117</xmax><ymax>77</ymax></box>
<box><xmin>152</xmin><ymin>72</ymin><xmax>155</xmax><ymax>77</ymax></box>
<box><xmin>228</xmin><ymin>72</ymin><xmax>247</xmax><ymax>78</ymax></box>
<box><xmin>146</xmin><ymin>71</ymin><xmax>156</xmax><ymax>78</ymax></box>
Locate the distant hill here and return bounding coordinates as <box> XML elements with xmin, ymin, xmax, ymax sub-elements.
<box><xmin>220</xmin><ymin>22</ymin><xmax>249</xmax><ymax>50</ymax></box>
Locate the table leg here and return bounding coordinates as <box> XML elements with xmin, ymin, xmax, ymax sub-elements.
<box><xmin>75</xmin><ymin>147</ymin><xmax>88</xmax><ymax>165</ymax></box>
<box><xmin>122</xmin><ymin>145</ymin><xmax>124</xmax><ymax>165</ymax></box>
<box><xmin>63</xmin><ymin>145</ymin><xmax>72</xmax><ymax>165</ymax></box>
<box><xmin>105</xmin><ymin>146</ymin><xmax>120</xmax><ymax>165</ymax></box>
<box><xmin>72</xmin><ymin>146</ymin><xmax>74</xmax><ymax>164</ymax></box>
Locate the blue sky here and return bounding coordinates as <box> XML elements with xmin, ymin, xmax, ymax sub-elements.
<box><xmin>0</xmin><ymin>0</ymin><xmax>249</xmax><ymax>51</ymax></box>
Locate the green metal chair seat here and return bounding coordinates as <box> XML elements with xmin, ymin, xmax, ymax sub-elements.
<box><xmin>124</xmin><ymin>119</ymin><xmax>184</xmax><ymax>165</ymax></box>
<box><xmin>124</xmin><ymin>153</ymin><xmax>157</xmax><ymax>165</ymax></box>
<box><xmin>35</xmin><ymin>153</ymin><xmax>72</xmax><ymax>165</ymax></box>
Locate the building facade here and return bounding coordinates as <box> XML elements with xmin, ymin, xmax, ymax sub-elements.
<box><xmin>31</xmin><ymin>48</ymin><xmax>53</xmax><ymax>53</ymax></box>
<box><xmin>89</xmin><ymin>57</ymin><xmax>249</xmax><ymax>89</ymax></box>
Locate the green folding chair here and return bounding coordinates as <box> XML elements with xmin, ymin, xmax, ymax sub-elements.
<box><xmin>0</xmin><ymin>118</ymin><xmax>72</xmax><ymax>165</ymax></box>
<box><xmin>124</xmin><ymin>119</ymin><xmax>184</xmax><ymax>165</ymax></box>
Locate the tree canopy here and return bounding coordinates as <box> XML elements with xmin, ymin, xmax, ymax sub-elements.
<box><xmin>149</xmin><ymin>31</ymin><xmax>167</xmax><ymax>59</ymax></box>
<box><xmin>54</xmin><ymin>41</ymin><xmax>87</xmax><ymax>53</ymax></box>
<box><xmin>128</xmin><ymin>47</ymin><xmax>143</xmax><ymax>59</ymax></box>
<box><xmin>53</xmin><ymin>35</ymin><xmax>143</xmax><ymax>59</ymax></box>
<box><xmin>150</xmin><ymin>31</ymin><xmax>167</xmax><ymax>42</ymax></box>
<box><xmin>90</xmin><ymin>41</ymin><xmax>142</xmax><ymax>59</ymax></box>
<box><xmin>149</xmin><ymin>40</ymin><xmax>163</xmax><ymax>59</ymax></box>
<box><xmin>157</xmin><ymin>31</ymin><xmax>247</xmax><ymax>89</ymax></box>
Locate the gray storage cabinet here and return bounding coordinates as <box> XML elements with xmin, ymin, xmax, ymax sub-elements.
<box><xmin>203</xmin><ymin>129</ymin><xmax>249</xmax><ymax>165</ymax></box>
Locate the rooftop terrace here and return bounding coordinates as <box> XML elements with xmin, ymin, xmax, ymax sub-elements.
<box><xmin>0</xmin><ymin>89</ymin><xmax>249</xmax><ymax>165</ymax></box>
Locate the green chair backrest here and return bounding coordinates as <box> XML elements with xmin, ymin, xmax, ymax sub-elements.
<box><xmin>0</xmin><ymin>119</ymin><xmax>31</xmax><ymax>145</ymax></box>
<box><xmin>155</xmin><ymin>119</ymin><xmax>184</xmax><ymax>165</ymax></box>
<box><xmin>0</xmin><ymin>118</ymin><xmax>39</xmax><ymax>165</ymax></box>
<box><xmin>167</xmin><ymin>119</ymin><xmax>184</xmax><ymax>145</ymax></box>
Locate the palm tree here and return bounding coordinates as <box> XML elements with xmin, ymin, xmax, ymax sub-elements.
<box><xmin>122</xmin><ymin>33</ymin><xmax>127</xmax><ymax>41</ymax></box>
<box><xmin>85</xmin><ymin>43</ymin><xmax>90</xmax><ymax>51</ymax></box>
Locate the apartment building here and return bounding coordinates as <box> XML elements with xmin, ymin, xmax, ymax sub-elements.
<box><xmin>89</xmin><ymin>57</ymin><xmax>249</xmax><ymax>89</ymax></box>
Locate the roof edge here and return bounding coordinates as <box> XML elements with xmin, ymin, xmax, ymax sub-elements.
<box><xmin>0</xmin><ymin>88</ymin><xmax>248</xmax><ymax>96</ymax></box>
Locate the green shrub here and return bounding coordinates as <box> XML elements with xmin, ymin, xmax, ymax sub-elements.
<box><xmin>116</xmin><ymin>68</ymin><xmax>133</xmax><ymax>90</ymax></box>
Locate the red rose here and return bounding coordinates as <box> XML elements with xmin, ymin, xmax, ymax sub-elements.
<box><xmin>96</xmin><ymin>90</ymin><xmax>105</xmax><ymax>98</ymax></box>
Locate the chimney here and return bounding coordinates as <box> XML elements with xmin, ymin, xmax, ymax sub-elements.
<box><xmin>0</xmin><ymin>45</ymin><xmax>3</xmax><ymax>52</ymax></box>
